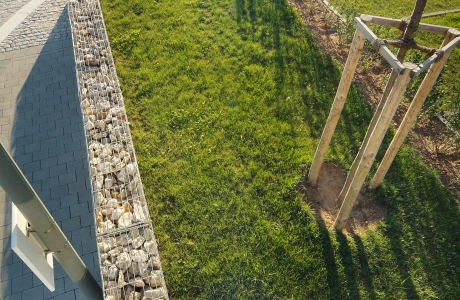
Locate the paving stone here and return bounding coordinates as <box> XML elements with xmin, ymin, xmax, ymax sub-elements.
<box><xmin>43</xmin><ymin>278</ymin><xmax>65</xmax><ymax>299</ymax></box>
<box><xmin>0</xmin><ymin>213</ymin><xmax>11</xmax><ymax>227</ymax></box>
<box><xmin>54</xmin><ymin>118</ymin><xmax>70</xmax><ymax>129</ymax></box>
<box><xmin>39</xmin><ymin>105</ymin><xmax>55</xmax><ymax>116</ymax></box>
<box><xmin>40</xmin><ymin>176</ymin><xmax>60</xmax><ymax>191</ymax></box>
<box><xmin>1</xmin><ymin>250</ymin><xmax>14</xmax><ymax>266</ymax></box>
<box><xmin>47</xmin><ymin>111</ymin><xmax>63</xmax><ymax>123</ymax></box>
<box><xmin>41</xmin><ymin>197</ymin><xmax>60</xmax><ymax>212</ymax></box>
<box><xmin>79</xmin><ymin>212</ymin><xmax>95</xmax><ymax>228</ymax></box>
<box><xmin>50</xmin><ymin>164</ymin><xmax>68</xmax><ymax>177</ymax></box>
<box><xmin>53</xmin><ymin>291</ymin><xmax>75</xmax><ymax>300</ymax></box>
<box><xmin>67</xmin><ymin>179</ymin><xmax>87</xmax><ymax>196</ymax></box>
<box><xmin>70</xmin><ymin>227</ymin><xmax>91</xmax><ymax>246</ymax></box>
<box><xmin>22</xmin><ymin>160</ymin><xmax>41</xmax><ymax>174</ymax></box>
<box><xmin>64</xmin><ymin>140</ymin><xmax>82</xmax><ymax>153</ymax></box>
<box><xmin>47</xmin><ymin>127</ymin><xmax>64</xmax><ymax>139</ymax></box>
<box><xmin>69</xmin><ymin>202</ymin><xmax>89</xmax><ymax>218</ymax></box>
<box><xmin>61</xmin><ymin>217</ymin><xmax>81</xmax><ymax>232</ymax></box>
<box><xmin>32</xmin><ymin>168</ymin><xmax>50</xmax><ymax>182</ymax></box>
<box><xmin>32</xmin><ymin>132</ymin><xmax>49</xmax><ymax>144</ymax></box>
<box><xmin>11</xmin><ymin>273</ymin><xmax>32</xmax><ymax>294</ymax></box>
<box><xmin>30</xmin><ymin>180</ymin><xmax>42</xmax><ymax>193</ymax></box>
<box><xmin>23</xmin><ymin>108</ymin><xmax>39</xmax><ymax>120</ymax></box>
<box><xmin>80</xmin><ymin>253</ymin><xmax>95</xmax><ymax>269</ymax></box>
<box><xmin>51</xmin><ymin>207</ymin><xmax>70</xmax><ymax>223</ymax></box>
<box><xmin>0</xmin><ymin>278</ymin><xmax>12</xmax><ymax>296</ymax></box>
<box><xmin>57</xmin><ymin>152</ymin><xmax>73</xmax><ymax>165</ymax></box>
<box><xmin>39</xmin><ymin>121</ymin><xmax>56</xmax><ymax>133</ymax></box>
<box><xmin>40</xmin><ymin>138</ymin><xmax>58</xmax><ymax>151</ymax></box>
<box><xmin>81</xmin><ymin>237</ymin><xmax>97</xmax><ymax>256</ymax></box>
<box><xmin>58</xmin><ymin>172</ymin><xmax>76</xmax><ymax>186</ymax></box>
<box><xmin>15</xmin><ymin>135</ymin><xmax>33</xmax><ymax>148</ymax></box>
<box><xmin>59</xmin><ymin>194</ymin><xmax>79</xmax><ymax>209</ymax></box>
<box><xmin>4</xmin><ymin>292</ymin><xmax>22</xmax><ymax>300</ymax></box>
<box><xmin>1</xmin><ymin>261</ymin><xmax>22</xmax><ymax>280</ymax></box>
<box><xmin>0</xmin><ymin>0</ymin><xmax>30</xmax><ymax>26</ymax></box>
<box><xmin>32</xmin><ymin>148</ymin><xmax>49</xmax><ymax>162</ymax></box>
<box><xmin>50</xmin><ymin>185</ymin><xmax>68</xmax><ymax>199</ymax></box>
<box><xmin>66</xmin><ymin>160</ymin><xmax>84</xmax><ymax>173</ymax></box>
<box><xmin>24</xmin><ymin>142</ymin><xmax>40</xmax><ymax>154</ymax></box>
<box><xmin>32</xmin><ymin>273</ymin><xmax>43</xmax><ymax>287</ymax></box>
<box><xmin>22</xmin><ymin>285</ymin><xmax>44</xmax><ymax>300</ymax></box>
<box><xmin>48</xmin><ymin>144</ymin><xmax>66</xmax><ymax>157</ymax></box>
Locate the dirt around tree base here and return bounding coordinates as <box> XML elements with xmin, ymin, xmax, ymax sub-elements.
<box><xmin>303</xmin><ymin>163</ymin><xmax>385</xmax><ymax>234</ymax></box>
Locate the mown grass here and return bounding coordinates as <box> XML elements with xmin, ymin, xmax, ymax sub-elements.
<box><xmin>329</xmin><ymin>0</ymin><xmax>460</xmax><ymax>129</ymax></box>
<box><xmin>101</xmin><ymin>0</ymin><xmax>460</xmax><ymax>299</ymax></box>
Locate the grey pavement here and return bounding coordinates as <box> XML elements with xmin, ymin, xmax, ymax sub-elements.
<box><xmin>0</xmin><ymin>1</ymin><xmax>101</xmax><ymax>299</ymax></box>
<box><xmin>0</xmin><ymin>1</ymin><xmax>31</xmax><ymax>27</ymax></box>
<box><xmin>0</xmin><ymin>0</ymin><xmax>69</xmax><ymax>53</ymax></box>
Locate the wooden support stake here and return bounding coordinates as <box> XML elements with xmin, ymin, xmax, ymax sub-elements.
<box><xmin>337</xmin><ymin>69</ymin><xmax>399</xmax><ymax>204</ymax></box>
<box><xmin>334</xmin><ymin>63</ymin><xmax>414</xmax><ymax>231</ymax></box>
<box><xmin>370</xmin><ymin>30</ymin><xmax>458</xmax><ymax>189</ymax></box>
<box><xmin>308</xmin><ymin>28</ymin><xmax>366</xmax><ymax>186</ymax></box>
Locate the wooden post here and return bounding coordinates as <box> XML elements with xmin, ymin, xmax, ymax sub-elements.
<box><xmin>369</xmin><ymin>29</ymin><xmax>459</xmax><ymax>189</ymax></box>
<box><xmin>308</xmin><ymin>28</ymin><xmax>366</xmax><ymax>186</ymax></box>
<box><xmin>338</xmin><ymin>7</ymin><xmax>426</xmax><ymax>202</ymax></box>
<box><xmin>334</xmin><ymin>63</ymin><xmax>414</xmax><ymax>231</ymax></box>
<box><xmin>337</xmin><ymin>69</ymin><xmax>398</xmax><ymax>204</ymax></box>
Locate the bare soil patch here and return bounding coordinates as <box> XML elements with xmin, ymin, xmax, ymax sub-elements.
<box><xmin>302</xmin><ymin>163</ymin><xmax>385</xmax><ymax>234</ymax></box>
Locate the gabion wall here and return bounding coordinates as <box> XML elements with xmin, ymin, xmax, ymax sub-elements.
<box><xmin>67</xmin><ymin>1</ymin><xmax>169</xmax><ymax>299</ymax></box>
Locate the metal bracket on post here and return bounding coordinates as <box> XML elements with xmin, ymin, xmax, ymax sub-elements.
<box><xmin>25</xmin><ymin>222</ymin><xmax>68</xmax><ymax>259</ymax></box>
<box><xmin>44</xmin><ymin>244</ymin><xmax>69</xmax><ymax>259</ymax></box>
<box><xmin>26</xmin><ymin>222</ymin><xmax>55</xmax><ymax>237</ymax></box>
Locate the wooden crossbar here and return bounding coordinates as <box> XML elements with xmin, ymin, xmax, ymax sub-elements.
<box><xmin>361</xmin><ymin>14</ymin><xmax>453</xmax><ymax>35</ymax></box>
<box><xmin>413</xmin><ymin>35</ymin><xmax>460</xmax><ymax>76</ymax></box>
<box><xmin>354</xmin><ymin>17</ymin><xmax>405</xmax><ymax>73</ymax></box>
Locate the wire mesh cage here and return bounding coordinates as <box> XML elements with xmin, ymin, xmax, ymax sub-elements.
<box><xmin>68</xmin><ymin>0</ymin><xmax>151</xmax><ymax>234</ymax></box>
<box><xmin>98</xmin><ymin>224</ymin><xmax>167</xmax><ymax>300</ymax></box>
<box><xmin>68</xmin><ymin>1</ymin><xmax>168</xmax><ymax>299</ymax></box>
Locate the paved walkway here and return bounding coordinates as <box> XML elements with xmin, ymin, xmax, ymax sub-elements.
<box><xmin>0</xmin><ymin>1</ymin><xmax>101</xmax><ymax>299</ymax></box>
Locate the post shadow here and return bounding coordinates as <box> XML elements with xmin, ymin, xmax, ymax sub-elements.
<box><xmin>336</xmin><ymin>232</ymin><xmax>360</xmax><ymax>299</ymax></box>
<box><xmin>352</xmin><ymin>234</ymin><xmax>377</xmax><ymax>300</ymax></box>
<box><xmin>383</xmin><ymin>226</ymin><xmax>420</xmax><ymax>299</ymax></box>
<box><xmin>316</xmin><ymin>219</ymin><xmax>342</xmax><ymax>299</ymax></box>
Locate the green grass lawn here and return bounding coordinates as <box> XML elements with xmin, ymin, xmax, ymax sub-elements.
<box><xmin>101</xmin><ymin>0</ymin><xmax>460</xmax><ymax>299</ymax></box>
<box><xmin>328</xmin><ymin>0</ymin><xmax>460</xmax><ymax>128</ymax></box>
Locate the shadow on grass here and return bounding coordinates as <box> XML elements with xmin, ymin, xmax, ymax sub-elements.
<box><xmin>234</xmin><ymin>0</ymin><xmax>351</xmax><ymax>139</ymax></box>
<box><xmin>111</xmin><ymin>0</ymin><xmax>460</xmax><ymax>298</ymax></box>
<box><xmin>317</xmin><ymin>218</ymin><xmax>376</xmax><ymax>299</ymax></box>
<box><xmin>377</xmin><ymin>150</ymin><xmax>460</xmax><ymax>298</ymax></box>
<box><xmin>352</xmin><ymin>234</ymin><xmax>378</xmax><ymax>300</ymax></box>
<box><xmin>384</xmin><ymin>225</ymin><xmax>420</xmax><ymax>300</ymax></box>
<box><xmin>317</xmin><ymin>220</ymin><xmax>342</xmax><ymax>299</ymax></box>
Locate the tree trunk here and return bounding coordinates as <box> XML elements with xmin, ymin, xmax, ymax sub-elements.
<box><xmin>398</xmin><ymin>0</ymin><xmax>427</xmax><ymax>60</ymax></box>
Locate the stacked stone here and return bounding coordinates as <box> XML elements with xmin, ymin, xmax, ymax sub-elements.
<box><xmin>67</xmin><ymin>1</ymin><xmax>168</xmax><ymax>299</ymax></box>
